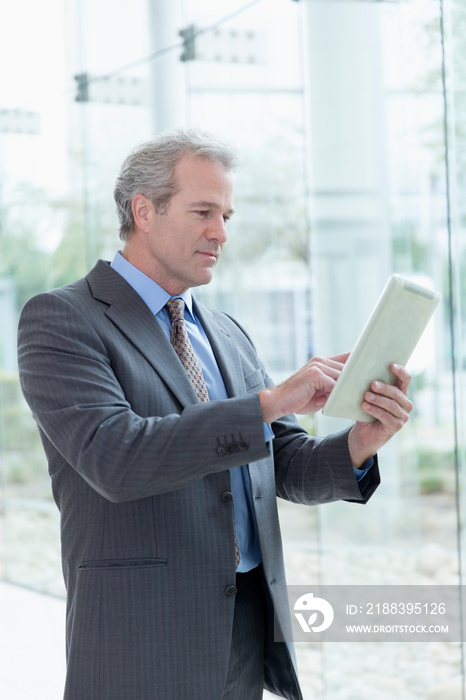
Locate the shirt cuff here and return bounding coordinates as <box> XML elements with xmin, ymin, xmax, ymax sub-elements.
<box><xmin>353</xmin><ymin>456</ymin><xmax>374</xmax><ymax>482</ymax></box>
<box><xmin>263</xmin><ymin>423</ymin><xmax>275</xmax><ymax>444</ymax></box>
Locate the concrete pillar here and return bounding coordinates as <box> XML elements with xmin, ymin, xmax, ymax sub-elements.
<box><xmin>147</xmin><ymin>0</ymin><xmax>187</xmax><ymax>132</ymax></box>
<box><xmin>300</xmin><ymin>0</ymin><xmax>404</xmax><ymax>551</ymax></box>
<box><xmin>301</xmin><ymin>0</ymin><xmax>391</xmax><ymax>375</ymax></box>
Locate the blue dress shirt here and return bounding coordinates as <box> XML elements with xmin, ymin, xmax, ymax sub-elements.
<box><xmin>110</xmin><ymin>252</ymin><xmax>372</xmax><ymax>572</ymax></box>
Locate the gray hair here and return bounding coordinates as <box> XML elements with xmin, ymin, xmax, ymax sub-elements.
<box><xmin>114</xmin><ymin>127</ymin><xmax>240</xmax><ymax>241</ymax></box>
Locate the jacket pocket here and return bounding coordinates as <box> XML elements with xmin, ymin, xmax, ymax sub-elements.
<box><xmin>244</xmin><ymin>367</ymin><xmax>264</xmax><ymax>392</ymax></box>
<box><xmin>79</xmin><ymin>557</ymin><xmax>167</xmax><ymax>570</ymax></box>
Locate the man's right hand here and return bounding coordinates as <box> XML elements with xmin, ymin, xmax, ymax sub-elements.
<box><xmin>258</xmin><ymin>353</ymin><xmax>349</xmax><ymax>424</ymax></box>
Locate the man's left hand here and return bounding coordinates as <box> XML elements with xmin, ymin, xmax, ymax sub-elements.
<box><xmin>348</xmin><ymin>363</ymin><xmax>413</xmax><ymax>468</ymax></box>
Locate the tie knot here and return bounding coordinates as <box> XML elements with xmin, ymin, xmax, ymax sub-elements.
<box><xmin>166</xmin><ymin>298</ymin><xmax>185</xmax><ymax>323</ymax></box>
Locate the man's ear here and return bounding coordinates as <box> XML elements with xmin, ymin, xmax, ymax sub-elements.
<box><xmin>131</xmin><ymin>194</ymin><xmax>155</xmax><ymax>233</ymax></box>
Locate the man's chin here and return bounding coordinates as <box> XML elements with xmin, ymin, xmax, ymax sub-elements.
<box><xmin>195</xmin><ymin>266</ymin><xmax>216</xmax><ymax>287</ymax></box>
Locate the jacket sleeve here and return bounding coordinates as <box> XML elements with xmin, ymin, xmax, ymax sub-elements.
<box><xmin>223</xmin><ymin>312</ymin><xmax>380</xmax><ymax>505</ymax></box>
<box><xmin>271</xmin><ymin>413</ymin><xmax>380</xmax><ymax>505</ymax></box>
<box><xmin>17</xmin><ymin>291</ymin><xmax>271</xmax><ymax>503</ymax></box>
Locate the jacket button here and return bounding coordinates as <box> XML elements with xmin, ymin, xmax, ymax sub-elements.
<box><xmin>238</xmin><ymin>441</ymin><xmax>249</xmax><ymax>451</ymax></box>
<box><xmin>216</xmin><ymin>446</ymin><xmax>225</xmax><ymax>455</ymax></box>
<box><xmin>222</xmin><ymin>491</ymin><xmax>233</xmax><ymax>503</ymax></box>
<box><xmin>224</xmin><ymin>585</ymin><xmax>237</xmax><ymax>597</ymax></box>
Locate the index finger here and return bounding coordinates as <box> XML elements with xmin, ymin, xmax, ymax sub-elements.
<box><xmin>329</xmin><ymin>352</ymin><xmax>350</xmax><ymax>365</ymax></box>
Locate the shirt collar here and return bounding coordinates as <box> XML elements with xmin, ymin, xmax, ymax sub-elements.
<box><xmin>110</xmin><ymin>251</ymin><xmax>194</xmax><ymax>318</ymax></box>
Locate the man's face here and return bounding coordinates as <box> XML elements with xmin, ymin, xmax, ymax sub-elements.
<box><xmin>141</xmin><ymin>153</ymin><xmax>234</xmax><ymax>295</ymax></box>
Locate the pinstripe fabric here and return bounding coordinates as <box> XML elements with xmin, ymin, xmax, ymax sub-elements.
<box><xmin>222</xmin><ymin>565</ymin><xmax>265</xmax><ymax>699</ymax></box>
<box><xmin>17</xmin><ymin>259</ymin><xmax>380</xmax><ymax>700</ymax></box>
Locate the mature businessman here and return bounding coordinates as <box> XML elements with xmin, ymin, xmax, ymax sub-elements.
<box><xmin>17</xmin><ymin>128</ymin><xmax>412</xmax><ymax>700</ymax></box>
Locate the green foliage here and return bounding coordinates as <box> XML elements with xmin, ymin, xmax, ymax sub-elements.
<box><xmin>0</xmin><ymin>370</ymin><xmax>47</xmax><ymax>487</ymax></box>
<box><xmin>222</xmin><ymin>130</ymin><xmax>310</xmax><ymax>267</ymax></box>
<box><xmin>0</xmin><ymin>179</ymin><xmax>119</xmax><ymax>310</ymax></box>
<box><xmin>391</xmin><ymin>220</ymin><xmax>431</xmax><ymax>273</ymax></box>
<box><xmin>418</xmin><ymin>447</ymin><xmax>455</xmax><ymax>495</ymax></box>
<box><xmin>295</xmin><ymin>413</ymin><xmax>316</xmax><ymax>436</ymax></box>
<box><xmin>0</xmin><ymin>181</ymin><xmax>116</xmax><ymax>491</ymax></box>
<box><xmin>0</xmin><ymin>183</ymin><xmax>88</xmax><ymax>309</ymax></box>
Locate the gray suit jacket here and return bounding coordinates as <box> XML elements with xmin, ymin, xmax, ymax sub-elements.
<box><xmin>17</xmin><ymin>260</ymin><xmax>379</xmax><ymax>700</ymax></box>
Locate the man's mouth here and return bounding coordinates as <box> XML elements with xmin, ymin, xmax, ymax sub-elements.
<box><xmin>197</xmin><ymin>250</ymin><xmax>219</xmax><ymax>261</ymax></box>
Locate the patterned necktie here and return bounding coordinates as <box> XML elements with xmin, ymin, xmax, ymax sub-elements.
<box><xmin>165</xmin><ymin>297</ymin><xmax>241</xmax><ymax>568</ymax></box>
<box><xmin>165</xmin><ymin>298</ymin><xmax>210</xmax><ymax>403</ymax></box>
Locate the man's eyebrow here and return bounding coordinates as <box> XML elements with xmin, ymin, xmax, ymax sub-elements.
<box><xmin>190</xmin><ymin>200</ymin><xmax>235</xmax><ymax>215</ymax></box>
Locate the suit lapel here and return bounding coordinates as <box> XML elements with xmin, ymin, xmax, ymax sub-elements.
<box><xmin>86</xmin><ymin>260</ymin><xmax>199</xmax><ymax>407</ymax></box>
<box><xmin>194</xmin><ymin>300</ymin><xmax>246</xmax><ymax>399</ymax></box>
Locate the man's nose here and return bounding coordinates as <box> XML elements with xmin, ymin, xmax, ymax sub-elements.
<box><xmin>207</xmin><ymin>216</ymin><xmax>228</xmax><ymax>243</ymax></box>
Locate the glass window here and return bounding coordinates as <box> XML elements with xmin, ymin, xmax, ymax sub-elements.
<box><xmin>1</xmin><ymin>0</ymin><xmax>465</xmax><ymax>697</ymax></box>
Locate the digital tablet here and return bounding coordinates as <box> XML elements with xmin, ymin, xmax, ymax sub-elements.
<box><xmin>322</xmin><ymin>274</ymin><xmax>441</xmax><ymax>422</ymax></box>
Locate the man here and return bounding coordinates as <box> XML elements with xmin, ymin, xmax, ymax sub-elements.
<box><xmin>17</xmin><ymin>128</ymin><xmax>412</xmax><ymax>700</ymax></box>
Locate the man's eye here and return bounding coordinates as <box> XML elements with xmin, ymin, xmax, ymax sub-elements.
<box><xmin>196</xmin><ymin>210</ymin><xmax>209</xmax><ymax>217</ymax></box>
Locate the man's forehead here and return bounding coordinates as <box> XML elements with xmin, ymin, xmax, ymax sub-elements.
<box><xmin>173</xmin><ymin>155</ymin><xmax>234</xmax><ymax>204</ymax></box>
